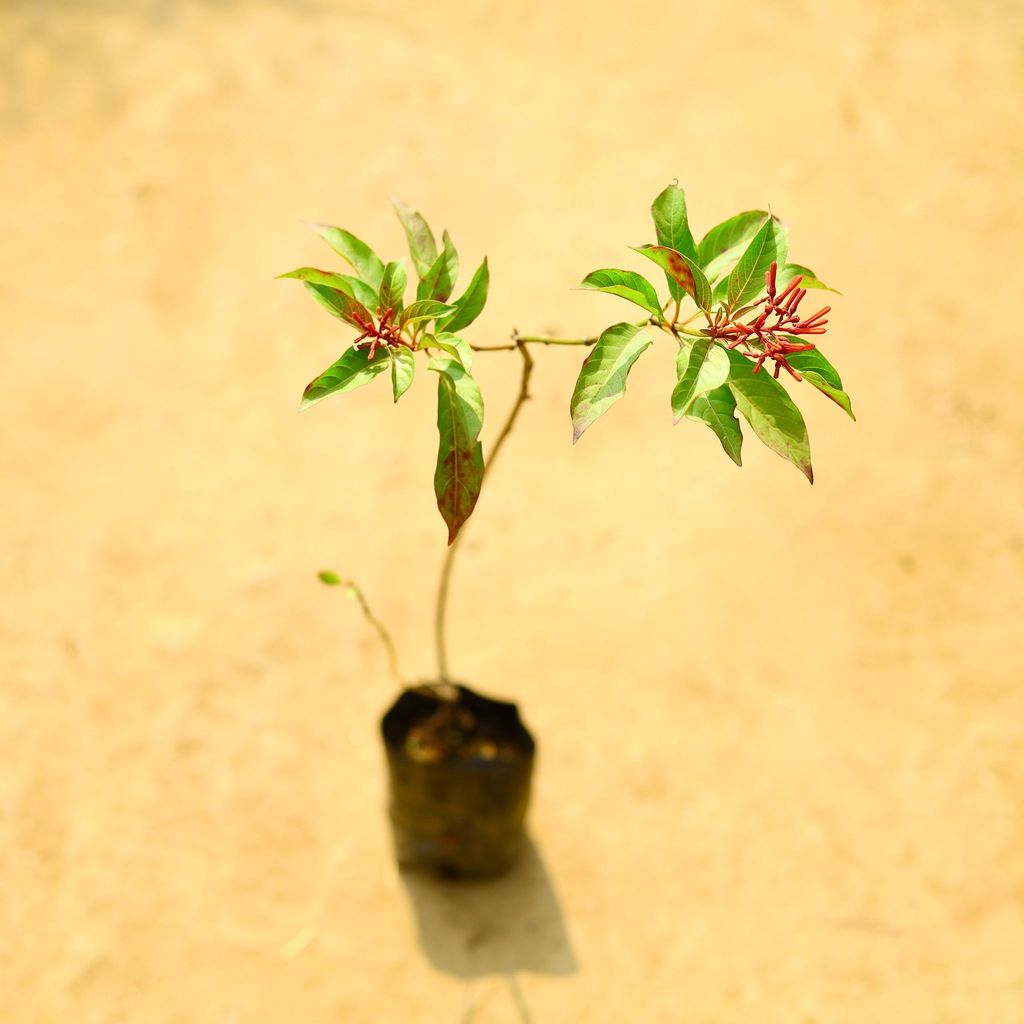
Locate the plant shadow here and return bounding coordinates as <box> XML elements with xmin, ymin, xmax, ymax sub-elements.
<box><xmin>399</xmin><ymin>836</ymin><xmax>577</xmax><ymax>979</ymax></box>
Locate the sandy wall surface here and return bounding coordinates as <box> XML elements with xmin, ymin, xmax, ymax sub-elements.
<box><xmin>2</xmin><ymin>0</ymin><xmax>1023</xmax><ymax>1020</ymax></box>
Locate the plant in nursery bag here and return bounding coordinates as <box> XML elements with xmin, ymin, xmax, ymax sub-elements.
<box><xmin>281</xmin><ymin>184</ymin><xmax>851</xmax><ymax>876</ymax></box>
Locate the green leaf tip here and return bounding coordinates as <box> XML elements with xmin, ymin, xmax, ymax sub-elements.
<box><xmin>726</xmin><ymin>218</ymin><xmax>788</xmax><ymax>310</ymax></box>
<box><xmin>776</xmin><ymin>263</ymin><xmax>841</xmax><ymax>296</ymax></box>
<box><xmin>685</xmin><ymin>385</ymin><xmax>744</xmax><ymax>466</ymax></box>
<box><xmin>651</xmin><ymin>183</ymin><xmax>697</xmax><ymax>261</ymax></box>
<box><xmin>417</xmin><ymin>231</ymin><xmax>459</xmax><ymax>302</ymax></box>
<box><xmin>318</xmin><ymin>570</ymin><xmax>342</xmax><ymax>585</ymax></box>
<box><xmin>303</xmin><ymin>221</ymin><xmax>385</xmax><ymax>290</ymax></box>
<box><xmin>378</xmin><ymin>259</ymin><xmax>408</xmax><ymax>315</ymax></box>
<box><xmin>725</xmin><ymin>352</ymin><xmax>814</xmax><ymax>482</ymax></box>
<box><xmin>786</xmin><ymin>347</ymin><xmax>856</xmax><ymax>421</ymax></box>
<box><xmin>391</xmin><ymin>197</ymin><xmax>439</xmax><ymax>280</ymax></box>
<box><xmin>440</xmin><ymin>256</ymin><xmax>489</xmax><ymax>333</ymax></box>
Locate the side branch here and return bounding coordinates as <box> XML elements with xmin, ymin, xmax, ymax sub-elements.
<box><xmin>342</xmin><ymin>579</ymin><xmax>402</xmax><ymax>685</ymax></box>
<box><xmin>471</xmin><ymin>316</ymin><xmax>660</xmax><ymax>352</ymax></box>
<box><xmin>483</xmin><ymin>338</ymin><xmax>534</xmax><ymax>478</ymax></box>
<box><xmin>472</xmin><ymin>333</ymin><xmax>598</xmax><ymax>352</ymax></box>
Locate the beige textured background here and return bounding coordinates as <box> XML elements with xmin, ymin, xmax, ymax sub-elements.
<box><xmin>2</xmin><ymin>1</ymin><xmax>1023</xmax><ymax>1020</ymax></box>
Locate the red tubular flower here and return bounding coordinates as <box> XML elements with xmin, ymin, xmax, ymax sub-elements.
<box><xmin>351</xmin><ymin>305</ymin><xmax>409</xmax><ymax>359</ymax></box>
<box><xmin>705</xmin><ymin>262</ymin><xmax>830</xmax><ymax>381</ymax></box>
<box><xmin>773</xmin><ymin>274</ymin><xmax>803</xmax><ymax>310</ymax></box>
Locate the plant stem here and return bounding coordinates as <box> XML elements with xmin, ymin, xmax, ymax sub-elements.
<box><xmin>472</xmin><ymin>315</ymin><xmax>658</xmax><ymax>353</ymax></box>
<box><xmin>483</xmin><ymin>339</ymin><xmax>535</xmax><ymax>478</ymax></box>
<box><xmin>471</xmin><ymin>335</ymin><xmax>597</xmax><ymax>352</ymax></box>
<box><xmin>431</xmin><ymin>311</ymin><xmax>666</xmax><ymax>687</ymax></box>
<box><xmin>516</xmin><ymin>335</ymin><xmax>594</xmax><ymax>347</ymax></box>
<box><xmin>434</xmin><ymin>337</ymin><xmax>534</xmax><ymax>685</ymax></box>
<box><xmin>344</xmin><ymin>580</ymin><xmax>402</xmax><ymax>685</ymax></box>
<box><xmin>661</xmin><ymin>322</ymin><xmax>706</xmax><ymax>340</ymax></box>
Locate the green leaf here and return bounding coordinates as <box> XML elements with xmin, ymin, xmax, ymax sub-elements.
<box><xmin>400</xmin><ymin>299</ymin><xmax>456</xmax><ymax>330</ymax></box>
<box><xmin>580</xmin><ymin>269</ymin><xmax>663</xmax><ymax>319</ymax></box>
<box><xmin>726</xmin><ymin>218</ymin><xmax>789</xmax><ymax>310</ymax></box>
<box><xmin>278</xmin><ymin>267</ymin><xmax>378</xmax><ymax>310</ymax></box>
<box><xmin>685</xmin><ymin>385</ymin><xmax>743</xmax><ymax>466</ymax></box>
<box><xmin>651</xmin><ymin>183</ymin><xmax>699</xmax><ymax>302</ymax></box>
<box><xmin>434</xmin><ymin>332</ymin><xmax>474</xmax><ymax>370</ymax></box>
<box><xmin>698</xmin><ymin>211</ymin><xmax>770</xmax><ymax>269</ymax></box>
<box><xmin>570</xmin><ymin>322</ymin><xmax>652</xmax><ymax>443</ymax></box>
<box><xmin>725</xmin><ymin>348</ymin><xmax>812</xmax><ymax>482</ymax></box>
<box><xmin>440</xmin><ymin>257</ymin><xmax>489</xmax><ymax>333</ymax></box>
<box><xmin>633</xmin><ymin>245</ymin><xmax>712</xmax><ymax>311</ymax></box>
<box><xmin>651</xmin><ymin>184</ymin><xmax>698</xmax><ymax>261</ymax></box>
<box><xmin>300</xmin><ymin>345</ymin><xmax>390</xmax><ymax>409</ymax></box>
<box><xmin>430</xmin><ymin>355</ymin><xmax>485</xmax><ymax>544</ymax></box>
<box><xmin>305</xmin><ymin>222</ymin><xmax>385</xmax><ymax>291</ymax></box>
<box><xmin>302</xmin><ymin>282</ymin><xmax>373</xmax><ymax>329</ymax></box>
<box><xmin>442</xmin><ymin>230</ymin><xmax>459</xmax><ymax>290</ymax></box>
<box><xmin>318</xmin><ymin>570</ymin><xmax>342</xmax><ymax>585</ymax></box>
<box><xmin>705</xmin><ymin>240</ymin><xmax>755</xmax><ymax>286</ymax></box>
<box><xmin>671</xmin><ymin>339</ymin><xmax>730</xmax><ymax>421</ymax></box>
<box><xmin>417</xmin><ymin>230</ymin><xmax>459</xmax><ymax>302</ymax></box>
<box><xmin>392</xmin><ymin>198</ymin><xmax>438</xmax><ymax>279</ymax></box>
<box><xmin>422</xmin><ymin>333</ymin><xmax>473</xmax><ymax>370</ymax></box>
<box><xmin>390</xmin><ymin>347</ymin><xmax>416</xmax><ymax>403</ymax></box>
<box><xmin>378</xmin><ymin>259</ymin><xmax>408</xmax><ymax>314</ymax></box>
<box><xmin>776</xmin><ymin>263</ymin><xmax>840</xmax><ymax>294</ymax></box>
<box><xmin>786</xmin><ymin>345</ymin><xmax>855</xmax><ymax>420</ymax></box>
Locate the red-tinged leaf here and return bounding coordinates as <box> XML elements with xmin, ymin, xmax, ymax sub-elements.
<box><xmin>633</xmin><ymin>245</ymin><xmax>712</xmax><ymax>311</ymax></box>
<box><xmin>278</xmin><ymin>268</ymin><xmax>378</xmax><ymax>310</ymax></box>
<box><xmin>302</xmin><ymin>282</ymin><xmax>373</xmax><ymax>329</ymax></box>
<box><xmin>430</xmin><ymin>355</ymin><xmax>485</xmax><ymax>544</ymax></box>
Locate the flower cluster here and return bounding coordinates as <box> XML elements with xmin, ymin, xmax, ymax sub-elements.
<box><xmin>707</xmin><ymin>262</ymin><xmax>830</xmax><ymax>381</ymax></box>
<box><xmin>351</xmin><ymin>306</ymin><xmax>409</xmax><ymax>359</ymax></box>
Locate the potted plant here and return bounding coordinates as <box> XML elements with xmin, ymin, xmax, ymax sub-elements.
<box><xmin>280</xmin><ymin>184</ymin><xmax>852</xmax><ymax>877</ymax></box>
